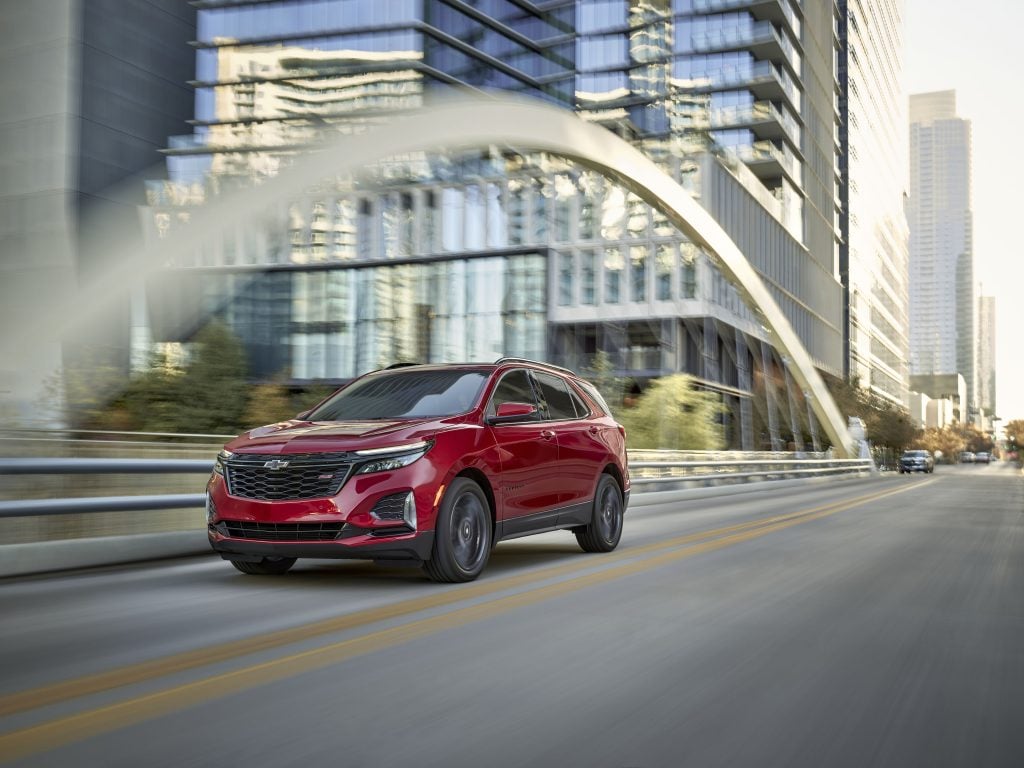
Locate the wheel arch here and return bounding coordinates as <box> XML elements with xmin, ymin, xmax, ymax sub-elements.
<box><xmin>454</xmin><ymin>467</ymin><xmax>497</xmax><ymax>536</ymax></box>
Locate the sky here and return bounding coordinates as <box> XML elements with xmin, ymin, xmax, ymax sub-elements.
<box><xmin>905</xmin><ymin>0</ymin><xmax>1024</xmax><ymax>424</ymax></box>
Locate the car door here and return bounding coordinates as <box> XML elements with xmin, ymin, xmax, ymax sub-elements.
<box><xmin>531</xmin><ymin>371</ymin><xmax>606</xmax><ymax>521</ymax></box>
<box><xmin>485</xmin><ymin>368</ymin><xmax>561</xmax><ymax>534</ymax></box>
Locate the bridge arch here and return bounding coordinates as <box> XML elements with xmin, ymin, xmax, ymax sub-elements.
<box><xmin>138</xmin><ymin>96</ymin><xmax>858</xmax><ymax>455</ymax></box>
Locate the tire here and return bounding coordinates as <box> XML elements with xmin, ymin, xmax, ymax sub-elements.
<box><xmin>230</xmin><ymin>557</ymin><xmax>296</xmax><ymax>575</ymax></box>
<box><xmin>575</xmin><ymin>474</ymin><xmax>624</xmax><ymax>553</ymax></box>
<box><xmin>423</xmin><ymin>478</ymin><xmax>492</xmax><ymax>583</ymax></box>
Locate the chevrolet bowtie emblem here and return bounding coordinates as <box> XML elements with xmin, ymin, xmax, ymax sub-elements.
<box><xmin>263</xmin><ymin>459</ymin><xmax>290</xmax><ymax>470</ymax></box>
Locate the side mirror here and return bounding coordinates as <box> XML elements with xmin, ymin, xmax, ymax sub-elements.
<box><xmin>487</xmin><ymin>402</ymin><xmax>538</xmax><ymax>425</ymax></box>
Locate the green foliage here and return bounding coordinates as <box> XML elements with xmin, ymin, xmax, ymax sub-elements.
<box><xmin>242</xmin><ymin>383</ymin><xmax>295</xmax><ymax>429</ymax></box>
<box><xmin>582</xmin><ymin>351</ymin><xmax>631</xmax><ymax>415</ymax></box>
<box><xmin>617</xmin><ymin>374</ymin><xmax>724</xmax><ymax>450</ymax></box>
<box><xmin>175</xmin><ymin>322</ymin><xmax>250</xmax><ymax>433</ymax></box>
<box><xmin>824</xmin><ymin>376</ymin><xmax>920</xmax><ymax>452</ymax></box>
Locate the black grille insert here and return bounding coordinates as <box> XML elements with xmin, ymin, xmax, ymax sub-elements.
<box><xmin>224</xmin><ymin>452</ymin><xmax>353</xmax><ymax>501</ymax></box>
<box><xmin>220</xmin><ymin>520</ymin><xmax>347</xmax><ymax>541</ymax></box>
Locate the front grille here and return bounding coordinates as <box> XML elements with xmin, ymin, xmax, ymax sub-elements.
<box><xmin>220</xmin><ymin>520</ymin><xmax>347</xmax><ymax>541</ymax></box>
<box><xmin>225</xmin><ymin>452</ymin><xmax>353</xmax><ymax>501</ymax></box>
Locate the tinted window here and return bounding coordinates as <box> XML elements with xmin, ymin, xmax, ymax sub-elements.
<box><xmin>488</xmin><ymin>369</ymin><xmax>538</xmax><ymax>414</ymax></box>
<box><xmin>534</xmin><ymin>372</ymin><xmax>579</xmax><ymax>420</ymax></box>
<box><xmin>577</xmin><ymin>380</ymin><xmax>611</xmax><ymax>416</ymax></box>
<box><xmin>308</xmin><ymin>370</ymin><xmax>488</xmax><ymax>420</ymax></box>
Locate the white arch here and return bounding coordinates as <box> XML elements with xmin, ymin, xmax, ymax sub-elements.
<box><xmin>34</xmin><ymin>95</ymin><xmax>855</xmax><ymax>455</ymax></box>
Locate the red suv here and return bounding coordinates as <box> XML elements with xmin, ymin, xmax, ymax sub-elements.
<box><xmin>207</xmin><ymin>359</ymin><xmax>630</xmax><ymax>582</ymax></box>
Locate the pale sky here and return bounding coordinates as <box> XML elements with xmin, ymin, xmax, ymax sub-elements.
<box><xmin>905</xmin><ymin>0</ymin><xmax>1023</xmax><ymax>424</ymax></box>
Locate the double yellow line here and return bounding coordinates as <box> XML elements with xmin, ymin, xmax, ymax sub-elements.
<box><xmin>0</xmin><ymin>478</ymin><xmax>931</xmax><ymax>762</ymax></box>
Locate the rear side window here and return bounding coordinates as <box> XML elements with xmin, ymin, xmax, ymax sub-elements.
<box><xmin>534</xmin><ymin>372</ymin><xmax>584</xmax><ymax>420</ymax></box>
<box><xmin>488</xmin><ymin>369</ymin><xmax>539</xmax><ymax>416</ymax></box>
<box><xmin>576</xmin><ymin>380</ymin><xmax>611</xmax><ymax>416</ymax></box>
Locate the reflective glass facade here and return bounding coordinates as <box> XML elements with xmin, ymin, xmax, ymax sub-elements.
<box><xmin>142</xmin><ymin>0</ymin><xmax>854</xmax><ymax>449</ymax></box>
<box><xmin>908</xmin><ymin>90</ymin><xmax>976</xmax><ymax>416</ymax></box>
<box><xmin>838</xmin><ymin>0</ymin><xmax>909</xmax><ymax>404</ymax></box>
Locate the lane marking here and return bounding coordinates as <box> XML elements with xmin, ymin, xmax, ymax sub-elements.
<box><xmin>0</xmin><ymin>479</ymin><xmax>933</xmax><ymax>762</ymax></box>
<box><xmin>0</xmin><ymin>480</ymin><xmax>923</xmax><ymax>720</ymax></box>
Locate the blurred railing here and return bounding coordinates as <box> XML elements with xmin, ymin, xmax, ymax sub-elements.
<box><xmin>0</xmin><ymin>432</ymin><xmax>873</xmax><ymax>537</ymax></box>
<box><xmin>628</xmin><ymin>450</ymin><xmax>874</xmax><ymax>489</ymax></box>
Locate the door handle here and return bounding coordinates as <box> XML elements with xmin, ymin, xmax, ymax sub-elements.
<box><xmin>588</xmin><ymin>426</ymin><xmax>600</xmax><ymax>435</ymax></box>
<box><xmin>540</xmin><ymin>430</ymin><xmax>556</xmax><ymax>440</ymax></box>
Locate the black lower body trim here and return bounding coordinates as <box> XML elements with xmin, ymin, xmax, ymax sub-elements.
<box><xmin>210</xmin><ymin>531</ymin><xmax>434</xmax><ymax>562</ymax></box>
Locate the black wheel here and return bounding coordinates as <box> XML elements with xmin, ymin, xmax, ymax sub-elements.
<box><xmin>575</xmin><ymin>474</ymin><xmax>624</xmax><ymax>553</ymax></box>
<box><xmin>423</xmin><ymin>478</ymin><xmax>492</xmax><ymax>583</ymax></box>
<box><xmin>230</xmin><ymin>557</ymin><xmax>296</xmax><ymax>575</ymax></box>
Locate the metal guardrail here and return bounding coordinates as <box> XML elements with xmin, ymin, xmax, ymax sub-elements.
<box><xmin>0</xmin><ymin>452</ymin><xmax>875</xmax><ymax>519</ymax></box>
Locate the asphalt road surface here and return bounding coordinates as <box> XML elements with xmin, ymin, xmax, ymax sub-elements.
<box><xmin>1</xmin><ymin>463</ymin><xmax>1022</xmax><ymax>767</ymax></box>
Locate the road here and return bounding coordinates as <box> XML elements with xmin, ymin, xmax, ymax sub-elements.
<box><xmin>1</xmin><ymin>464</ymin><xmax>1022</xmax><ymax>767</ymax></box>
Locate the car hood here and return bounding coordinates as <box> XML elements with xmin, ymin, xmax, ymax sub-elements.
<box><xmin>224</xmin><ymin>417</ymin><xmax>464</xmax><ymax>454</ymax></box>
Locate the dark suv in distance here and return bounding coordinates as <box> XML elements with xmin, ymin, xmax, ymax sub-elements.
<box><xmin>207</xmin><ymin>359</ymin><xmax>630</xmax><ymax>582</ymax></box>
<box><xmin>898</xmin><ymin>449</ymin><xmax>934</xmax><ymax>474</ymax></box>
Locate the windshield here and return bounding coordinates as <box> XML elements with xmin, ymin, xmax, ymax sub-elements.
<box><xmin>307</xmin><ymin>369</ymin><xmax>489</xmax><ymax>421</ymax></box>
<box><xmin>904</xmin><ymin>451</ymin><xmax>929</xmax><ymax>457</ymax></box>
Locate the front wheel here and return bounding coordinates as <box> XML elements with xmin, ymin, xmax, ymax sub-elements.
<box><xmin>231</xmin><ymin>557</ymin><xmax>296</xmax><ymax>575</ymax></box>
<box><xmin>423</xmin><ymin>478</ymin><xmax>492</xmax><ymax>583</ymax></box>
<box><xmin>575</xmin><ymin>474</ymin><xmax>624</xmax><ymax>553</ymax></box>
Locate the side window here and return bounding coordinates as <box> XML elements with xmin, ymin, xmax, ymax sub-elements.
<box><xmin>565</xmin><ymin>383</ymin><xmax>590</xmax><ymax>418</ymax></box>
<box><xmin>577</xmin><ymin>380</ymin><xmax>610</xmax><ymax>416</ymax></box>
<box><xmin>488</xmin><ymin>369</ymin><xmax>538</xmax><ymax>416</ymax></box>
<box><xmin>533</xmin><ymin>372</ymin><xmax>579</xmax><ymax>421</ymax></box>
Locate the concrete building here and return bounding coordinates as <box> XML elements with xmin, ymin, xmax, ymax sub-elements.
<box><xmin>142</xmin><ymin>0</ymin><xmax>853</xmax><ymax>450</ymax></box>
<box><xmin>837</xmin><ymin>0</ymin><xmax>909</xmax><ymax>405</ymax></box>
<box><xmin>0</xmin><ymin>0</ymin><xmax>196</xmax><ymax>420</ymax></box>
<box><xmin>908</xmin><ymin>90</ymin><xmax>976</xmax><ymax>418</ymax></box>
<box><xmin>910</xmin><ymin>372</ymin><xmax>967</xmax><ymax>424</ymax></box>
<box><xmin>978</xmin><ymin>293</ymin><xmax>996</xmax><ymax>419</ymax></box>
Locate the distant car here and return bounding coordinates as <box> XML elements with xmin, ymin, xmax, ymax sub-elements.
<box><xmin>899</xmin><ymin>450</ymin><xmax>934</xmax><ymax>474</ymax></box>
<box><xmin>206</xmin><ymin>359</ymin><xmax>630</xmax><ymax>582</ymax></box>
<box><xmin>960</xmin><ymin>452</ymin><xmax>976</xmax><ymax>464</ymax></box>
<box><xmin>975</xmin><ymin>452</ymin><xmax>991</xmax><ymax>464</ymax></box>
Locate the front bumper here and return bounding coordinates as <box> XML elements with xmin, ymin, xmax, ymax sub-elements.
<box><xmin>209</xmin><ymin>527</ymin><xmax>435</xmax><ymax>562</ymax></box>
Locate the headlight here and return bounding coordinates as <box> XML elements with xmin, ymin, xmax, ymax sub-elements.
<box><xmin>213</xmin><ymin>449</ymin><xmax>233</xmax><ymax>475</ymax></box>
<box><xmin>355</xmin><ymin>441</ymin><xmax>431</xmax><ymax>474</ymax></box>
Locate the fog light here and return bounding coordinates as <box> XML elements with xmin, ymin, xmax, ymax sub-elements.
<box><xmin>370</xmin><ymin>491</ymin><xmax>416</xmax><ymax>529</ymax></box>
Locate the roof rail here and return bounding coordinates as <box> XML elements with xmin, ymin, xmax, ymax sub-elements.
<box><xmin>384</xmin><ymin>362</ymin><xmax>422</xmax><ymax>369</ymax></box>
<box><xmin>493</xmin><ymin>357</ymin><xmax>577</xmax><ymax>376</ymax></box>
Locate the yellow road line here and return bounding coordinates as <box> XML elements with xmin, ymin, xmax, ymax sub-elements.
<box><xmin>0</xmin><ymin>481</ymin><xmax>921</xmax><ymax>720</ymax></box>
<box><xmin>0</xmin><ymin>478</ymin><xmax>932</xmax><ymax>763</ymax></box>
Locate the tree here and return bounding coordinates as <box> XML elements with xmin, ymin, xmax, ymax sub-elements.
<box><xmin>823</xmin><ymin>375</ymin><xmax>921</xmax><ymax>453</ymax></box>
<box><xmin>243</xmin><ymin>383</ymin><xmax>295</xmax><ymax>429</ymax></box>
<box><xmin>1002</xmin><ymin>419</ymin><xmax>1024</xmax><ymax>463</ymax></box>
<box><xmin>176</xmin><ymin>322</ymin><xmax>250</xmax><ymax>434</ymax></box>
<box><xmin>582</xmin><ymin>351</ymin><xmax>631</xmax><ymax>415</ymax></box>
<box><xmin>916</xmin><ymin>427</ymin><xmax>967</xmax><ymax>464</ymax></box>
<box><xmin>617</xmin><ymin>374</ymin><xmax>724</xmax><ymax>450</ymax></box>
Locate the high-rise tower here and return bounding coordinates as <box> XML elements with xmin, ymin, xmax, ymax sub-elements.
<box><xmin>908</xmin><ymin>90</ymin><xmax>975</xmax><ymax>417</ymax></box>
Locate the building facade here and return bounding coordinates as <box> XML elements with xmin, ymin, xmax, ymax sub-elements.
<box><xmin>908</xmin><ymin>90</ymin><xmax>976</xmax><ymax>418</ymax></box>
<box><xmin>0</xmin><ymin>0</ymin><xmax>196</xmax><ymax>420</ymax></box>
<box><xmin>145</xmin><ymin>0</ymin><xmax>850</xmax><ymax>449</ymax></box>
<box><xmin>837</xmin><ymin>0</ymin><xmax>909</xmax><ymax>405</ymax></box>
<box><xmin>978</xmin><ymin>293</ymin><xmax>996</xmax><ymax>419</ymax></box>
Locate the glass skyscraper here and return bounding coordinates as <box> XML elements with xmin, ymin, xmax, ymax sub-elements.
<box><xmin>908</xmin><ymin>90</ymin><xmax>976</xmax><ymax>419</ymax></box>
<box><xmin>144</xmin><ymin>0</ymin><xmax>852</xmax><ymax>450</ymax></box>
<box><xmin>838</xmin><ymin>0</ymin><xmax>909</xmax><ymax>405</ymax></box>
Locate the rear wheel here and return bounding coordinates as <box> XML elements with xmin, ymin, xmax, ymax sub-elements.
<box><xmin>423</xmin><ymin>478</ymin><xmax>492</xmax><ymax>583</ymax></box>
<box><xmin>575</xmin><ymin>474</ymin><xmax>623</xmax><ymax>553</ymax></box>
<box><xmin>230</xmin><ymin>557</ymin><xmax>296</xmax><ymax>576</ymax></box>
